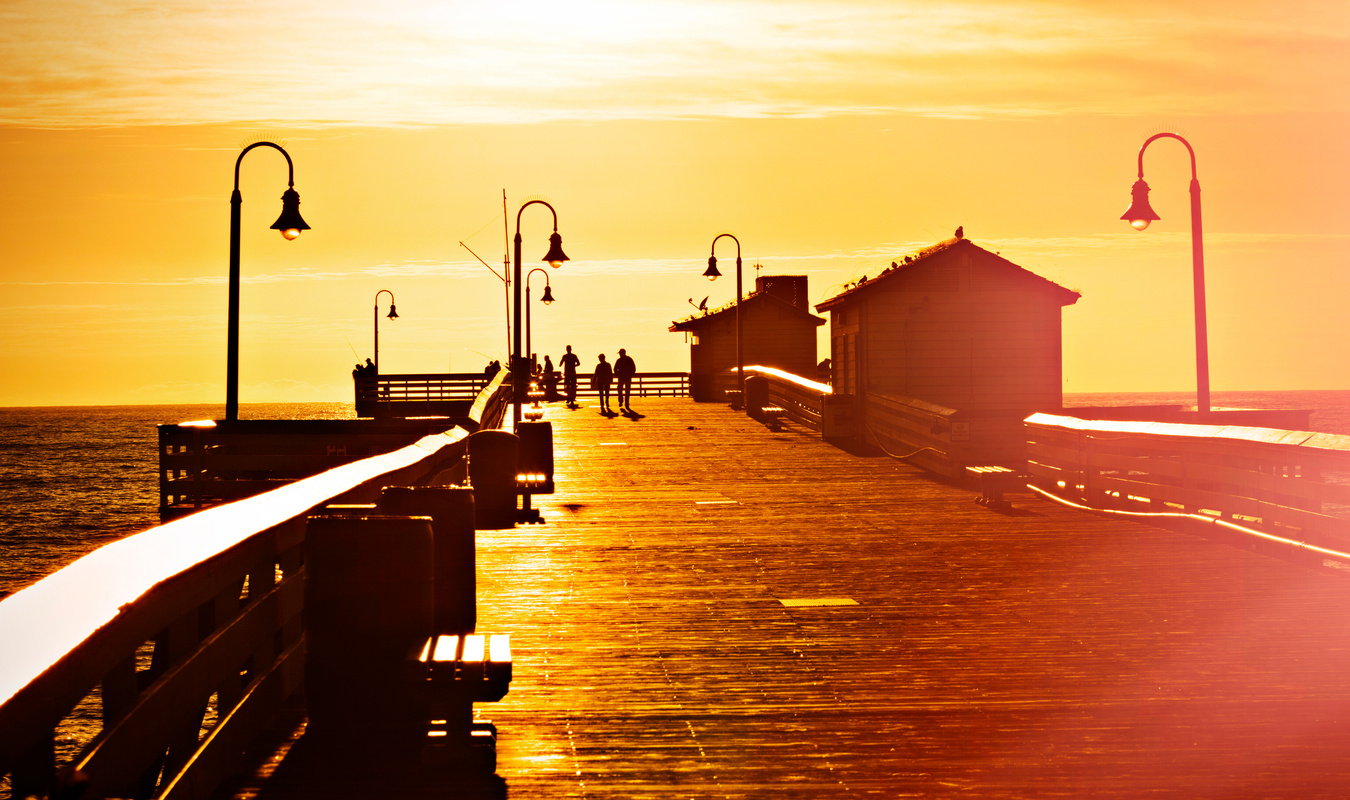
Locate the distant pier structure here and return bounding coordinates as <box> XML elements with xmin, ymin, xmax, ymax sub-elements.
<box><xmin>814</xmin><ymin>237</ymin><xmax>1080</xmax><ymax>471</ymax></box>
<box><xmin>670</xmin><ymin>275</ymin><xmax>825</xmax><ymax>402</ymax></box>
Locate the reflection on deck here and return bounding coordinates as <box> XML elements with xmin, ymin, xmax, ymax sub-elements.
<box><xmin>244</xmin><ymin>397</ymin><xmax>1350</xmax><ymax>798</ymax></box>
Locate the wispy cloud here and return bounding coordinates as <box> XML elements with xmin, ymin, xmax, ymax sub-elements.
<box><xmin>7</xmin><ymin>232</ymin><xmax>1343</xmax><ymax>291</ymax></box>
<box><xmin>1</xmin><ymin>0</ymin><xmax>1344</xmax><ymax>127</ymax></box>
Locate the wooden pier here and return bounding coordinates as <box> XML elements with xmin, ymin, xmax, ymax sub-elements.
<box><xmin>229</xmin><ymin>397</ymin><xmax>1350</xmax><ymax>798</ymax></box>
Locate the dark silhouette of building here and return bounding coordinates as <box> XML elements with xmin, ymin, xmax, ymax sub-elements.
<box><xmin>670</xmin><ymin>275</ymin><xmax>825</xmax><ymax>402</ymax></box>
<box><xmin>814</xmin><ymin>237</ymin><xmax>1079</xmax><ymax>468</ymax></box>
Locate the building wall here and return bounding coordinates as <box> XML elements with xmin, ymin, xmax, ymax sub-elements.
<box><xmin>685</xmin><ymin>302</ymin><xmax>820</xmax><ymax>401</ymax></box>
<box><xmin>826</xmin><ymin>250</ymin><xmax>1069</xmax><ymax>414</ymax></box>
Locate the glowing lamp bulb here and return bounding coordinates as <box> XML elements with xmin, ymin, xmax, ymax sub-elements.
<box><xmin>281</xmin><ymin>228</ymin><xmax>302</xmax><ymax>240</ymax></box>
<box><xmin>1128</xmin><ymin>219</ymin><xmax>1151</xmax><ymax>231</ymax></box>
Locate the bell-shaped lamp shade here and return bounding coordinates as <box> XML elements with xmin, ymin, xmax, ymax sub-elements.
<box><xmin>386</xmin><ymin>303</ymin><xmax>399</xmax><ymax>320</ymax></box>
<box><xmin>540</xmin><ymin>284</ymin><xmax>555</xmax><ymax>305</ymax></box>
<box><xmin>271</xmin><ymin>188</ymin><xmax>311</xmax><ymax>240</ymax></box>
<box><xmin>703</xmin><ymin>256</ymin><xmax>722</xmax><ymax>281</ymax></box>
<box><xmin>1120</xmin><ymin>179</ymin><xmax>1159</xmax><ymax>232</ymax></box>
<box><xmin>543</xmin><ymin>232</ymin><xmax>569</xmax><ymax>268</ymax></box>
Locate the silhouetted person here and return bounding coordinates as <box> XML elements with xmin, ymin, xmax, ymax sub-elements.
<box><xmin>817</xmin><ymin>357</ymin><xmax>832</xmax><ymax>384</ymax></box>
<box><xmin>614</xmin><ymin>348</ymin><xmax>636</xmax><ymax>412</ymax></box>
<box><xmin>364</xmin><ymin>358</ymin><xmax>376</xmax><ymax>375</ymax></box>
<box><xmin>592</xmin><ymin>354</ymin><xmax>613</xmax><ymax>413</ymax></box>
<box><xmin>484</xmin><ymin>359</ymin><xmax>501</xmax><ymax>379</ymax></box>
<box><xmin>543</xmin><ymin>355</ymin><xmax>558</xmax><ymax>401</ymax></box>
<box><xmin>561</xmin><ymin>345</ymin><xmax>580</xmax><ymax>406</ymax></box>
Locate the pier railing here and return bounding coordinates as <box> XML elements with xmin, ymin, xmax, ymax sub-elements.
<box><xmin>357</xmin><ymin>370</ymin><xmax>689</xmax><ymax>417</ymax></box>
<box><xmin>1025</xmin><ymin>413</ymin><xmax>1350</xmax><ymax>547</ymax></box>
<box><xmin>0</xmin><ymin>374</ymin><xmax>510</xmax><ymax>800</ymax></box>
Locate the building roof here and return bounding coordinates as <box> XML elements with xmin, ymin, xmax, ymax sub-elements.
<box><xmin>814</xmin><ymin>237</ymin><xmax>1080</xmax><ymax>312</ymax></box>
<box><xmin>670</xmin><ymin>289</ymin><xmax>826</xmax><ymax>332</ymax></box>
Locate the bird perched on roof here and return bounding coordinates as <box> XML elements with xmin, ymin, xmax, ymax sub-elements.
<box><xmin>954</xmin><ymin>225</ymin><xmax>964</xmax><ymax>239</ymax></box>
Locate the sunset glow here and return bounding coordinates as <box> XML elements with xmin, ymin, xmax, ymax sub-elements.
<box><xmin>1</xmin><ymin>0</ymin><xmax>1347</xmax><ymax>405</ymax></box>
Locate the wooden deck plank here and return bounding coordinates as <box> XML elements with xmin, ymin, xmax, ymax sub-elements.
<box><xmin>232</xmin><ymin>397</ymin><xmax>1350</xmax><ymax>798</ymax></box>
<box><xmin>478</xmin><ymin>399</ymin><xmax>1350</xmax><ymax>798</ymax></box>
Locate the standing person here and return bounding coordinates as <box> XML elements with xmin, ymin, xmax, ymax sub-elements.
<box><xmin>592</xmin><ymin>354</ymin><xmax>613</xmax><ymax>414</ymax></box>
<box><xmin>561</xmin><ymin>345</ymin><xmax>581</xmax><ymax>407</ymax></box>
<box><xmin>614</xmin><ymin>348</ymin><xmax>636</xmax><ymax>412</ymax></box>
<box><xmin>543</xmin><ymin>355</ymin><xmax>558</xmax><ymax>401</ymax></box>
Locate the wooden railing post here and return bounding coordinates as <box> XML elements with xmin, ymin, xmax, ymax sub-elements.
<box><xmin>377</xmin><ymin>486</ymin><xmax>478</xmax><ymax>634</ymax></box>
<box><xmin>468</xmin><ymin>430</ymin><xmax>520</xmax><ymax>530</ymax></box>
<box><xmin>304</xmin><ymin>514</ymin><xmax>434</xmax><ymax>750</ymax></box>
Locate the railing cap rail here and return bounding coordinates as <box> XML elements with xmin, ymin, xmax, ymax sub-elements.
<box><xmin>743</xmin><ymin>365</ymin><xmax>831</xmax><ymax>395</ymax></box>
<box><xmin>1026</xmin><ymin>411</ymin><xmax>1350</xmax><ymax>454</ymax></box>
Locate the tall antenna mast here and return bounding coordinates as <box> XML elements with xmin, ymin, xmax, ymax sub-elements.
<box><xmin>502</xmin><ymin>189</ymin><xmax>511</xmax><ymax>356</ymax></box>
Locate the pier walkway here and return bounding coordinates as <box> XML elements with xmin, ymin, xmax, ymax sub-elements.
<box><xmin>238</xmin><ymin>398</ymin><xmax>1350</xmax><ymax>798</ymax></box>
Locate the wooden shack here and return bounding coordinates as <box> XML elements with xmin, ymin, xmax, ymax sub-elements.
<box><xmin>670</xmin><ymin>275</ymin><xmax>826</xmax><ymax>402</ymax></box>
<box><xmin>814</xmin><ymin>237</ymin><xmax>1079</xmax><ymax>472</ymax></box>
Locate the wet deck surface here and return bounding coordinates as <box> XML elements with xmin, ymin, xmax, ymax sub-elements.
<box><xmin>235</xmin><ymin>397</ymin><xmax>1350</xmax><ymax>798</ymax></box>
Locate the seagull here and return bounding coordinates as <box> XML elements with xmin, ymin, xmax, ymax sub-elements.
<box><xmin>954</xmin><ymin>225</ymin><xmax>964</xmax><ymax>239</ymax></box>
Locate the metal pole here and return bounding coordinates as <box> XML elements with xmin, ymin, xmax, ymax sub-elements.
<box><xmin>1136</xmin><ymin>133</ymin><xmax>1209</xmax><ymax>414</ymax></box>
<box><xmin>511</xmin><ymin>201</ymin><xmax>560</xmax><ymax>428</ymax></box>
<box><xmin>226</xmin><ymin>190</ymin><xmax>242</xmax><ymax>421</ymax></box>
<box><xmin>512</xmin><ymin>230</ymin><xmax>523</xmax><ymax>427</ymax></box>
<box><xmin>735</xmin><ymin>253</ymin><xmax>743</xmax><ymax>408</ymax></box>
<box><xmin>226</xmin><ymin>141</ymin><xmax>297</xmax><ymax>422</ymax></box>
<box><xmin>1189</xmin><ymin>177</ymin><xmax>1210</xmax><ymax>414</ymax></box>
<box><xmin>373</xmin><ymin>301</ymin><xmax>379</xmax><ymax>374</ymax></box>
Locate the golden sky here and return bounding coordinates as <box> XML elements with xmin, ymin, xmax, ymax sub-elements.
<box><xmin>1</xmin><ymin>0</ymin><xmax>1347</xmax><ymax>406</ymax></box>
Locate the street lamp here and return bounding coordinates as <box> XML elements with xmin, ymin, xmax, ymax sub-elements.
<box><xmin>512</xmin><ymin>200</ymin><xmax>569</xmax><ymax>426</ymax></box>
<box><xmin>525</xmin><ymin>268</ymin><xmax>554</xmax><ymax>372</ymax></box>
<box><xmin>373</xmin><ymin>289</ymin><xmax>398</xmax><ymax>373</ymax></box>
<box><xmin>1121</xmin><ymin>132</ymin><xmax>1209</xmax><ymax>414</ymax></box>
<box><xmin>705</xmin><ymin>233</ymin><xmax>743</xmax><ymax>407</ymax></box>
<box><xmin>226</xmin><ymin>141</ymin><xmax>310</xmax><ymax>421</ymax></box>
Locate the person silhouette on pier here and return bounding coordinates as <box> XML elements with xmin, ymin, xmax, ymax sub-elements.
<box><xmin>614</xmin><ymin>348</ymin><xmax>636</xmax><ymax>413</ymax></box>
<box><xmin>592</xmin><ymin>354</ymin><xmax>614</xmax><ymax>414</ymax></box>
<box><xmin>561</xmin><ymin>345</ymin><xmax>580</xmax><ymax>407</ymax></box>
<box><xmin>543</xmin><ymin>354</ymin><xmax>558</xmax><ymax>401</ymax></box>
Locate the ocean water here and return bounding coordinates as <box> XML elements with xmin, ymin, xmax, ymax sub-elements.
<box><xmin>2</xmin><ymin>392</ymin><xmax>1349</xmax><ymax>598</ymax></box>
<box><xmin>0</xmin><ymin>402</ymin><xmax>355</xmax><ymax>598</ymax></box>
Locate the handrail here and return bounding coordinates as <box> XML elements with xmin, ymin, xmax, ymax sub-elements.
<box><xmin>742</xmin><ymin>365</ymin><xmax>831</xmax><ymax>431</ymax></box>
<box><xmin>0</xmin><ymin>376</ymin><xmax>513</xmax><ymax>796</ymax></box>
<box><xmin>1025</xmin><ymin>412</ymin><xmax>1350</xmax><ymax>546</ymax></box>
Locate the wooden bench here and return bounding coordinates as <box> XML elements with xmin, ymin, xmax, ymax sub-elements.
<box><xmin>965</xmin><ymin>465</ymin><xmax>1025</xmax><ymax>509</ymax></box>
<box><xmin>408</xmin><ymin>633</ymin><xmax>512</xmax><ymax>768</ymax></box>
<box><xmin>759</xmin><ymin>405</ymin><xmax>786</xmax><ymax>430</ymax></box>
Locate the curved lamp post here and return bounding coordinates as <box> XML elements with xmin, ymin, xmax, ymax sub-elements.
<box><xmin>512</xmin><ymin>200</ymin><xmax>569</xmax><ymax>426</ymax></box>
<box><xmin>1121</xmin><ymin>132</ymin><xmax>1209</xmax><ymax>414</ymax></box>
<box><xmin>227</xmin><ymin>141</ymin><xmax>310</xmax><ymax>421</ymax></box>
<box><xmin>373</xmin><ymin>289</ymin><xmax>398</xmax><ymax>373</ymax></box>
<box><xmin>705</xmin><ymin>233</ymin><xmax>743</xmax><ymax>407</ymax></box>
<box><xmin>525</xmin><ymin>268</ymin><xmax>555</xmax><ymax>372</ymax></box>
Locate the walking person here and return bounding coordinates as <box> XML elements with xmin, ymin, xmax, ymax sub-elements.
<box><xmin>592</xmin><ymin>353</ymin><xmax>613</xmax><ymax>414</ymax></box>
<box><xmin>561</xmin><ymin>345</ymin><xmax>580</xmax><ymax>407</ymax></box>
<box><xmin>614</xmin><ymin>348</ymin><xmax>636</xmax><ymax>413</ymax></box>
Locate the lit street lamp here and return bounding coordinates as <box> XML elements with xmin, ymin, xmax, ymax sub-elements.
<box><xmin>1121</xmin><ymin>132</ymin><xmax>1209</xmax><ymax>414</ymax></box>
<box><xmin>705</xmin><ymin>233</ymin><xmax>743</xmax><ymax>407</ymax></box>
<box><xmin>227</xmin><ymin>141</ymin><xmax>310</xmax><ymax>421</ymax></box>
<box><xmin>512</xmin><ymin>200</ymin><xmax>569</xmax><ymax>426</ymax></box>
<box><xmin>525</xmin><ymin>268</ymin><xmax>555</xmax><ymax>372</ymax></box>
<box><xmin>373</xmin><ymin>289</ymin><xmax>398</xmax><ymax>373</ymax></box>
